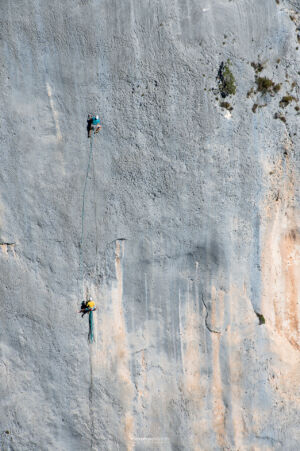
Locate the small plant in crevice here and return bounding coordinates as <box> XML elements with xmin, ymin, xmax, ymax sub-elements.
<box><xmin>247</xmin><ymin>87</ymin><xmax>255</xmax><ymax>98</ymax></box>
<box><xmin>255</xmin><ymin>312</ymin><xmax>265</xmax><ymax>325</ymax></box>
<box><xmin>217</xmin><ymin>60</ymin><xmax>236</xmax><ymax>98</ymax></box>
<box><xmin>274</xmin><ymin>112</ymin><xmax>286</xmax><ymax>123</ymax></box>
<box><xmin>273</xmin><ymin>83</ymin><xmax>281</xmax><ymax>93</ymax></box>
<box><xmin>247</xmin><ymin>60</ymin><xmax>289</xmax><ymax>121</ymax></box>
<box><xmin>251</xmin><ymin>61</ymin><xmax>264</xmax><ymax>73</ymax></box>
<box><xmin>279</xmin><ymin>95</ymin><xmax>297</xmax><ymax>108</ymax></box>
<box><xmin>255</xmin><ymin>76</ymin><xmax>278</xmax><ymax>94</ymax></box>
<box><xmin>220</xmin><ymin>101</ymin><xmax>233</xmax><ymax>111</ymax></box>
<box><xmin>252</xmin><ymin>103</ymin><xmax>267</xmax><ymax>113</ymax></box>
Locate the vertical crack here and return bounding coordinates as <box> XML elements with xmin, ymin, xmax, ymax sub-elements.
<box><xmin>202</xmin><ymin>295</ymin><xmax>221</xmax><ymax>334</ymax></box>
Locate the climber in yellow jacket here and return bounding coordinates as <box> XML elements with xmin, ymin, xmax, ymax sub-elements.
<box><xmin>87</xmin><ymin>297</ymin><xmax>95</xmax><ymax>310</ymax></box>
<box><xmin>79</xmin><ymin>296</ymin><xmax>96</xmax><ymax>317</ymax></box>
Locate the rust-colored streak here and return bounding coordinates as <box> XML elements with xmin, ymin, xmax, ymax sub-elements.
<box><xmin>280</xmin><ymin>229</ymin><xmax>299</xmax><ymax>337</ymax></box>
<box><xmin>179</xmin><ymin>281</ymin><xmax>209</xmax><ymax>449</ymax></box>
<box><xmin>112</xmin><ymin>241</ymin><xmax>135</xmax><ymax>449</ymax></box>
<box><xmin>212</xmin><ymin>333</ymin><xmax>226</xmax><ymax>448</ymax></box>
<box><xmin>261</xmin><ymin>152</ymin><xmax>300</xmax><ymax>350</ymax></box>
<box><xmin>210</xmin><ymin>287</ymin><xmax>227</xmax><ymax>447</ymax></box>
<box><xmin>124</xmin><ymin>412</ymin><xmax>134</xmax><ymax>451</ymax></box>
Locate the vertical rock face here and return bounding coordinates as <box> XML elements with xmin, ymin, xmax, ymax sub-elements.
<box><xmin>0</xmin><ymin>0</ymin><xmax>299</xmax><ymax>449</ymax></box>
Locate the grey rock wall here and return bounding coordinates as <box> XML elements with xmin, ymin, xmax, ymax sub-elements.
<box><xmin>0</xmin><ymin>0</ymin><xmax>299</xmax><ymax>450</ymax></box>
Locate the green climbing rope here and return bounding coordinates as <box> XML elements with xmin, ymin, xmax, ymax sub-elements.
<box><xmin>88</xmin><ymin>310</ymin><xmax>94</xmax><ymax>343</ymax></box>
<box><xmin>78</xmin><ymin>133</ymin><xmax>94</xmax><ymax>301</ymax></box>
<box><xmin>91</xmin><ymin>150</ymin><xmax>99</xmax><ymax>275</ymax></box>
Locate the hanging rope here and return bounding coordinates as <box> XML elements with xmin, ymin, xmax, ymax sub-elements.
<box><xmin>78</xmin><ymin>133</ymin><xmax>94</xmax><ymax>301</ymax></box>
<box><xmin>88</xmin><ymin>310</ymin><xmax>94</xmax><ymax>343</ymax></box>
<box><xmin>92</xmin><ymin>151</ymin><xmax>99</xmax><ymax>276</ymax></box>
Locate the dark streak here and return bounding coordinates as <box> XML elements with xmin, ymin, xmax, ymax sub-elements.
<box><xmin>202</xmin><ymin>295</ymin><xmax>221</xmax><ymax>334</ymax></box>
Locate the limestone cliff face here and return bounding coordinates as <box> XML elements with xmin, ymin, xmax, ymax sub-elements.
<box><xmin>0</xmin><ymin>0</ymin><xmax>299</xmax><ymax>450</ymax></box>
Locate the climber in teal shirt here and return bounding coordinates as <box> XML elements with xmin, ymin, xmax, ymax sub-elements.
<box><xmin>87</xmin><ymin>114</ymin><xmax>102</xmax><ymax>138</ymax></box>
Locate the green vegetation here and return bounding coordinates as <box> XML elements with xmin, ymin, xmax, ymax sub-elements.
<box><xmin>222</xmin><ymin>62</ymin><xmax>236</xmax><ymax>95</ymax></box>
<box><xmin>254</xmin><ymin>77</ymin><xmax>281</xmax><ymax>95</ymax></box>
<box><xmin>273</xmin><ymin>83</ymin><xmax>281</xmax><ymax>93</ymax></box>
<box><xmin>255</xmin><ymin>312</ymin><xmax>265</xmax><ymax>325</ymax></box>
<box><xmin>255</xmin><ymin>77</ymin><xmax>274</xmax><ymax>93</ymax></box>
<box><xmin>251</xmin><ymin>62</ymin><xmax>264</xmax><ymax>73</ymax></box>
<box><xmin>252</xmin><ymin>103</ymin><xmax>266</xmax><ymax>113</ymax></box>
<box><xmin>279</xmin><ymin>95</ymin><xmax>296</xmax><ymax>108</ymax></box>
<box><xmin>218</xmin><ymin>60</ymin><xmax>236</xmax><ymax>97</ymax></box>
<box><xmin>220</xmin><ymin>101</ymin><xmax>233</xmax><ymax>111</ymax></box>
<box><xmin>274</xmin><ymin>112</ymin><xmax>286</xmax><ymax>123</ymax></box>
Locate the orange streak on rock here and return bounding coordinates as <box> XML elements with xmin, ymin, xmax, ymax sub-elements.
<box><xmin>261</xmin><ymin>153</ymin><xmax>300</xmax><ymax>349</ymax></box>
<box><xmin>180</xmin><ymin>282</ymin><xmax>208</xmax><ymax>449</ymax></box>
<box><xmin>280</xmin><ymin>229</ymin><xmax>300</xmax><ymax>341</ymax></box>
<box><xmin>124</xmin><ymin>412</ymin><xmax>134</xmax><ymax>451</ymax></box>
<box><xmin>211</xmin><ymin>333</ymin><xmax>226</xmax><ymax>448</ymax></box>
<box><xmin>182</xmin><ymin>307</ymin><xmax>203</xmax><ymax>399</ymax></box>
<box><xmin>111</xmin><ymin>241</ymin><xmax>135</xmax><ymax>449</ymax></box>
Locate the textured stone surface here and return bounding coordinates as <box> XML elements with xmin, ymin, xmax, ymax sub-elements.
<box><xmin>0</xmin><ymin>0</ymin><xmax>299</xmax><ymax>450</ymax></box>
